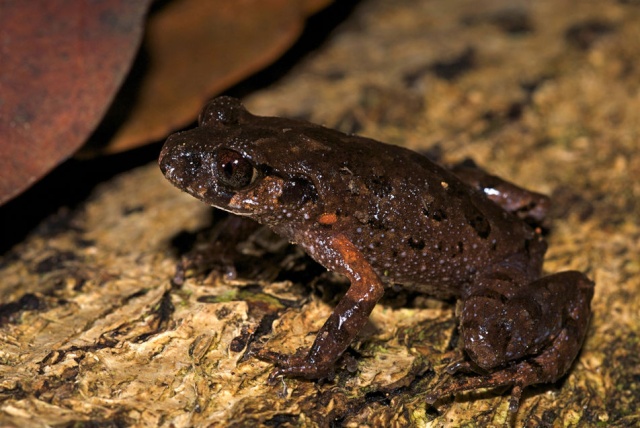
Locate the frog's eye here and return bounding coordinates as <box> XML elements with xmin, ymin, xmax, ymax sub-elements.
<box><xmin>214</xmin><ymin>149</ymin><xmax>258</xmax><ymax>189</ymax></box>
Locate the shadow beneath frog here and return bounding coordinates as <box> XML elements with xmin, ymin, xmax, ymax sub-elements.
<box><xmin>169</xmin><ymin>210</ymin><xmax>327</xmax><ymax>286</ymax></box>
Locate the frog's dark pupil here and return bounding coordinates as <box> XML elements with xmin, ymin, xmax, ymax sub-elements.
<box><xmin>216</xmin><ymin>149</ymin><xmax>255</xmax><ymax>188</ymax></box>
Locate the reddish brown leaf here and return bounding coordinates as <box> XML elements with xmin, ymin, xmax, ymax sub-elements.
<box><xmin>105</xmin><ymin>0</ymin><xmax>333</xmax><ymax>153</ymax></box>
<box><xmin>0</xmin><ymin>0</ymin><xmax>151</xmax><ymax>205</ymax></box>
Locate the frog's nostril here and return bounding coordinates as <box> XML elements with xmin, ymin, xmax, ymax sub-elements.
<box><xmin>159</xmin><ymin>135</ymin><xmax>188</xmax><ymax>176</ymax></box>
<box><xmin>158</xmin><ymin>151</ymin><xmax>167</xmax><ymax>172</ymax></box>
<box><xmin>159</xmin><ymin>136</ymin><xmax>178</xmax><ymax>172</ymax></box>
<box><xmin>158</xmin><ymin>146</ymin><xmax>175</xmax><ymax>176</ymax></box>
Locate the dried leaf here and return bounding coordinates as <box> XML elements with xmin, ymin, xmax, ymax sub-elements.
<box><xmin>104</xmin><ymin>0</ymin><xmax>333</xmax><ymax>153</ymax></box>
<box><xmin>0</xmin><ymin>0</ymin><xmax>151</xmax><ymax>205</ymax></box>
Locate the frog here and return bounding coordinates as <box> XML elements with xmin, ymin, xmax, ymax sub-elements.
<box><xmin>158</xmin><ymin>96</ymin><xmax>594</xmax><ymax>411</ymax></box>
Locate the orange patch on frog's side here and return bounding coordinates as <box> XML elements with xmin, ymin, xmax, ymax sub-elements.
<box><xmin>317</xmin><ymin>213</ymin><xmax>338</xmax><ymax>225</ymax></box>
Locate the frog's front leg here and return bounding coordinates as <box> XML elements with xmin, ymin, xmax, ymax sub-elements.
<box><xmin>259</xmin><ymin>234</ymin><xmax>385</xmax><ymax>380</ymax></box>
<box><xmin>427</xmin><ymin>268</ymin><xmax>594</xmax><ymax>411</ymax></box>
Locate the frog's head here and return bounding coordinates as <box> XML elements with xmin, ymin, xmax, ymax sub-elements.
<box><xmin>159</xmin><ymin>97</ymin><xmax>320</xmax><ymax>223</ymax></box>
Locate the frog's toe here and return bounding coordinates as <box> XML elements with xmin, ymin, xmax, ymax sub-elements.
<box><xmin>255</xmin><ymin>349</ymin><xmax>294</xmax><ymax>383</ymax></box>
<box><xmin>257</xmin><ymin>348</ymin><xmax>335</xmax><ymax>381</ymax></box>
<box><xmin>426</xmin><ymin>351</ymin><xmax>562</xmax><ymax>412</ymax></box>
<box><xmin>425</xmin><ymin>367</ymin><xmax>517</xmax><ymax>407</ymax></box>
<box><xmin>256</xmin><ymin>348</ymin><xmax>292</xmax><ymax>367</ymax></box>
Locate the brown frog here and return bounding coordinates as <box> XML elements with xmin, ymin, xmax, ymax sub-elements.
<box><xmin>159</xmin><ymin>96</ymin><xmax>594</xmax><ymax>411</ymax></box>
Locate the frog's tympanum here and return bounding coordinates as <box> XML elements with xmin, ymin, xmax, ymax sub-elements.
<box><xmin>159</xmin><ymin>96</ymin><xmax>594</xmax><ymax>411</ymax></box>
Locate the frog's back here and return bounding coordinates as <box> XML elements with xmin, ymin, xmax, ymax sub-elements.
<box><xmin>257</xmin><ymin>122</ymin><xmax>541</xmax><ymax>297</ymax></box>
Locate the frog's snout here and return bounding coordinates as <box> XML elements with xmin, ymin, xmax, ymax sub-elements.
<box><xmin>158</xmin><ymin>137</ymin><xmax>176</xmax><ymax>179</ymax></box>
<box><xmin>159</xmin><ymin>133</ymin><xmax>196</xmax><ymax>186</ymax></box>
<box><xmin>158</xmin><ymin>146</ymin><xmax>169</xmax><ymax>175</ymax></box>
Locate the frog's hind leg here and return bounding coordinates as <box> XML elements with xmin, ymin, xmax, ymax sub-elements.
<box><xmin>451</xmin><ymin>164</ymin><xmax>551</xmax><ymax>228</ymax></box>
<box><xmin>427</xmin><ymin>270</ymin><xmax>594</xmax><ymax>412</ymax></box>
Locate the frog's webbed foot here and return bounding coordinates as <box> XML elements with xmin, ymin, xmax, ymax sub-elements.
<box><xmin>425</xmin><ymin>361</ymin><xmax>529</xmax><ymax>412</ymax></box>
<box><xmin>256</xmin><ymin>348</ymin><xmax>335</xmax><ymax>383</ymax></box>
